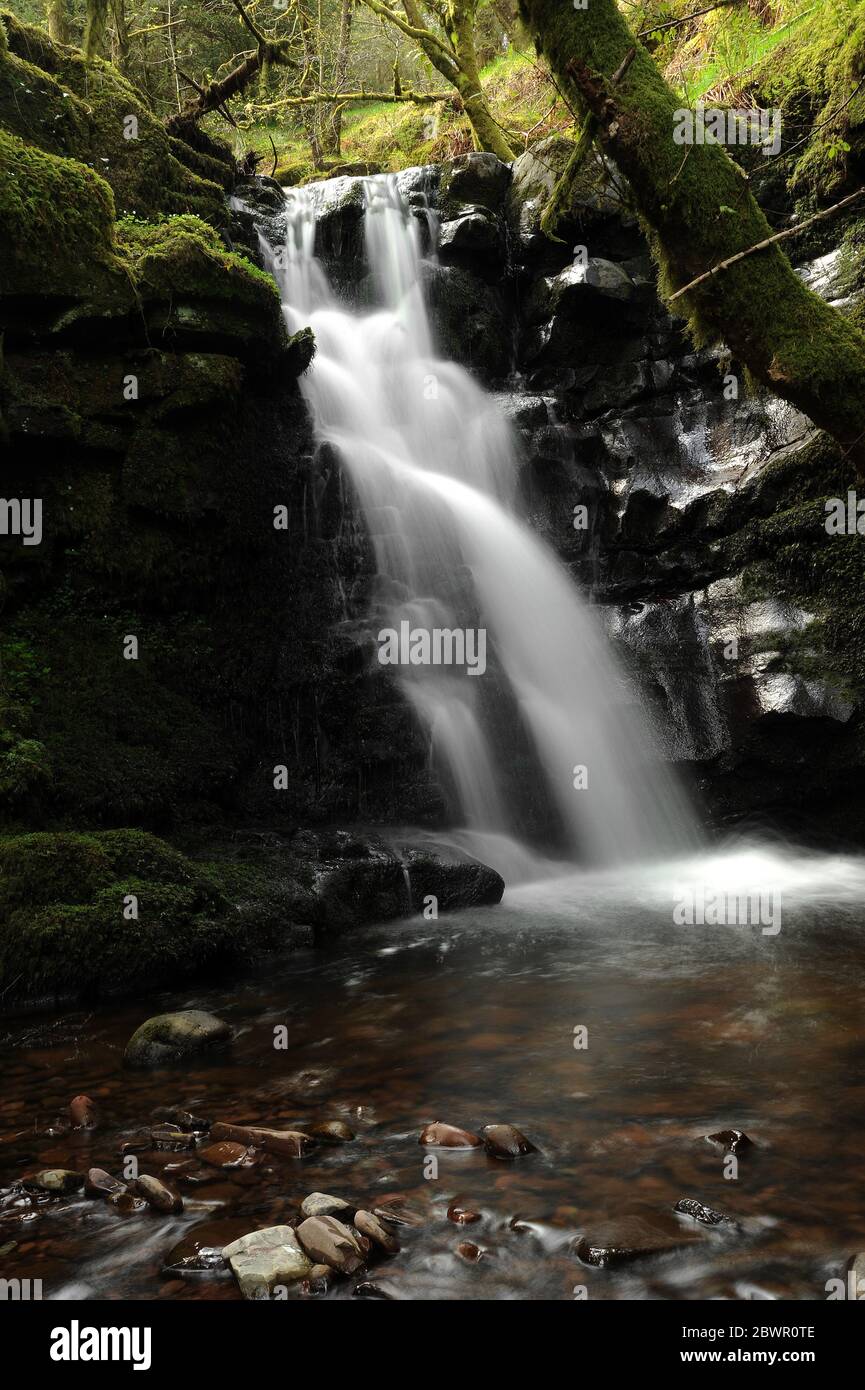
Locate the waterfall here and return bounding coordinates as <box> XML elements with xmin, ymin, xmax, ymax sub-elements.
<box><xmin>263</xmin><ymin>173</ymin><xmax>696</xmax><ymax>878</ymax></box>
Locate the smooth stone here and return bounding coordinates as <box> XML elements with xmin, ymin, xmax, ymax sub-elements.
<box><xmin>124</xmin><ymin>1010</ymin><xmax>232</xmax><ymax>1067</ymax></box>
<box><xmin>481</xmin><ymin>1124</ymin><xmax>536</xmax><ymax>1159</ymax></box>
<box><xmin>152</xmin><ymin>1106</ymin><xmax>211</xmax><ymax>1133</ymax></box>
<box><xmin>300</xmin><ymin>1192</ymin><xmax>352</xmax><ymax>1220</ymax></box>
<box><xmin>447</xmin><ymin>1200</ymin><xmax>481</xmax><ymax>1225</ymax></box>
<box><xmin>23</xmin><ymin>1169</ymin><xmax>84</xmax><ymax>1194</ymax></box>
<box><xmin>309</xmin><ymin>1120</ymin><xmax>355</xmax><ymax>1144</ymax></box>
<box><xmin>135</xmin><ymin>1174</ymin><xmax>183</xmax><ymax>1214</ymax></box>
<box><xmin>223</xmin><ymin>1225</ymin><xmax>312</xmax><ymax>1298</ymax></box>
<box><xmin>301</xmin><ymin>1263</ymin><xmax>333</xmax><ymax>1295</ymax></box>
<box><xmin>69</xmin><ymin>1095</ymin><xmax>97</xmax><ymax>1129</ymax></box>
<box><xmin>296</xmin><ymin>1215</ymin><xmax>366</xmax><ymax>1274</ymax></box>
<box><xmin>84</xmin><ymin>1168</ymin><xmax>125</xmax><ymax>1198</ymax></box>
<box><xmin>706</xmin><ymin>1128</ymin><xmax>754</xmax><ymax>1154</ymax></box>
<box><xmin>354</xmin><ymin>1210</ymin><xmax>400</xmax><ymax>1253</ymax></box>
<box><xmin>457</xmin><ymin>1241</ymin><xmax>484</xmax><ymax>1262</ymax></box>
<box><xmin>419</xmin><ymin>1121</ymin><xmax>482</xmax><ymax>1149</ymax></box>
<box><xmin>210</xmin><ymin>1122</ymin><xmax>312</xmax><ymax>1157</ymax></box>
<box><xmin>198</xmin><ymin>1141</ymin><xmax>256</xmax><ymax>1169</ymax></box>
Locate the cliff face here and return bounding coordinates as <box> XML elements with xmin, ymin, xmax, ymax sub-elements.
<box><xmin>0</xmin><ymin>14</ymin><xmax>435</xmax><ymax>844</ymax></box>
<box><xmin>422</xmin><ymin>145</ymin><xmax>865</xmax><ymax>845</ymax></box>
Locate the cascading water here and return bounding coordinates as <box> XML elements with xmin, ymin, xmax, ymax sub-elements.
<box><xmin>262</xmin><ymin>172</ymin><xmax>696</xmax><ymax>878</ymax></box>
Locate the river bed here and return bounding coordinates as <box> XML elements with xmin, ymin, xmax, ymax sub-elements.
<box><xmin>2</xmin><ymin>838</ymin><xmax>864</xmax><ymax>1301</ymax></box>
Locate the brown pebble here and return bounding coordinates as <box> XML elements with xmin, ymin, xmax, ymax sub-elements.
<box><xmin>457</xmin><ymin>1241</ymin><xmax>484</xmax><ymax>1262</ymax></box>
<box><xmin>354</xmin><ymin>1210</ymin><xmax>400</xmax><ymax>1253</ymax></box>
<box><xmin>419</xmin><ymin>1121</ymin><xmax>482</xmax><ymax>1149</ymax></box>
<box><xmin>198</xmin><ymin>1141</ymin><xmax>256</xmax><ymax>1169</ymax></box>
<box><xmin>481</xmin><ymin>1124</ymin><xmax>536</xmax><ymax>1159</ymax></box>
<box><xmin>69</xmin><ymin>1095</ymin><xmax>97</xmax><ymax>1130</ymax></box>
<box><xmin>448</xmin><ymin>1199</ymin><xmax>481</xmax><ymax>1225</ymax></box>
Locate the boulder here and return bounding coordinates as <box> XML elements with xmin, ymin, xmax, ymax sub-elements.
<box><xmin>439</xmin><ymin>151</ymin><xmax>511</xmax><ymax>219</ymax></box>
<box><xmin>223</xmin><ymin>1226</ymin><xmax>313</xmax><ymax>1298</ymax></box>
<box><xmin>124</xmin><ymin>1010</ymin><xmax>233</xmax><ymax>1067</ymax></box>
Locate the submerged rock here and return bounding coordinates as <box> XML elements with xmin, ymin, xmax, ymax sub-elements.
<box><xmin>308</xmin><ymin>1120</ymin><xmax>355</xmax><ymax>1144</ymax></box>
<box><xmin>124</xmin><ymin>1010</ymin><xmax>233</xmax><ymax>1067</ymax></box>
<box><xmin>209</xmin><ymin>1122</ymin><xmax>313</xmax><ymax>1157</ymax></box>
<box><xmin>223</xmin><ymin>1226</ymin><xmax>313</xmax><ymax>1298</ymax></box>
<box><xmin>69</xmin><ymin>1095</ymin><xmax>97</xmax><ymax>1130</ymax></box>
<box><xmin>198</xmin><ymin>1141</ymin><xmax>256</xmax><ymax>1169</ymax></box>
<box><xmin>575</xmin><ymin>1216</ymin><xmax>699</xmax><ymax>1268</ymax></box>
<box><xmin>447</xmin><ymin>1200</ymin><xmax>481</xmax><ymax>1225</ymax></box>
<box><xmin>481</xmin><ymin>1124</ymin><xmax>536</xmax><ymax>1159</ymax></box>
<box><xmin>84</xmin><ymin>1168</ymin><xmax>125</xmax><ymax>1198</ymax></box>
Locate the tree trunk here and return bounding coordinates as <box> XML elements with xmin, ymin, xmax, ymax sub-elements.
<box><xmin>519</xmin><ymin>0</ymin><xmax>865</xmax><ymax>473</ymax></box>
<box><xmin>110</xmin><ymin>0</ymin><xmax>130</xmax><ymax>73</ymax></box>
<box><xmin>327</xmin><ymin>0</ymin><xmax>354</xmax><ymax>158</ymax></box>
<box><xmin>83</xmin><ymin>0</ymin><xmax>110</xmax><ymax>59</ymax></box>
<box><xmin>46</xmin><ymin>0</ymin><xmax>70</xmax><ymax>45</ymax></box>
<box><xmin>447</xmin><ymin>0</ymin><xmax>514</xmax><ymax>161</ymax></box>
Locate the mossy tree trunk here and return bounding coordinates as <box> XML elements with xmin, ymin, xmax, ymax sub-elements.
<box><xmin>363</xmin><ymin>0</ymin><xmax>515</xmax><ymax>161</ymax></box>
<box><xmin>82</xmin><ymin>0</ymin><xmax>110</xmax><ymax>60</ymax></box>
<box><xmin>45</xmin><ymin>0</ymin><xmax>70</xmax><ymax>45</ymax></box>
<box><xmin>519</xmin><ymin>0</ymin><xmax>865</xmax><ymax>474</ymax></box>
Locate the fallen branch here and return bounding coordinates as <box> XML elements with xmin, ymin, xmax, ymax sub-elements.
<box><xmin>255</xmin><ymin>88</ymin><xmax>451</xmax><ymax>113</ymax></box>
<box><xmin>637</xmin><ymin>0</ymin><xmax>744</xmax><ymax>40</ymax></box>
<box><xmin>668</xmin><ymin>186</ymin><xmax>865</xmax><ymax>302</ymax></box>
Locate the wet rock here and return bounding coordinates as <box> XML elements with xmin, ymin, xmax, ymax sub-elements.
<box><xmin>575</xmin><ymin>1216</ymin><xmax>699</xmax><ymax>1268</ymax></box>
<box><xmin>69</xmin><ymin>1095</ymin><xmax>97</xmax><ymax>1130</ymax></box>
<box><xmin>223</xmin><ymin>1225</ymin><xmax>313</xmax><ymax>1298</ymax></box>
<box><xmin>309</xmin><ymin>1120</ymin><xmax>355</xmax><ymax>1144</ymax></box>
<box><xmin>438</xmin><ymin>209</ymin><xmax>504</xmax><ymax>269</ymax></box>
<box><xmin>481</xmin><ymin>1124</ymin><xmax>536</xmax><ymax>1159</ymax></box>
<box><xmin>353</xmin><ymin>1280</ymin><xmax>395</xmax><ymax>1299</ymax></box>
<box><xmin>301</xmin><ymin>1264</ymin><xmax>333</xmax><ymax>1296</ymax></box>
<box><xmin>199</xmin><ymin>1141</ymin><xmax>257</xmax><ymax>1169</ymax></box>
<box><xmin>439</xmin><ymin>151</ymin><xmax>511</xmax><ymax>219</ymax></box>
<box><xmin>447</xmin><ymin>1200</ymin><xmax>481</xmax><ymax>1225</ymax></box>
<box><xmin>372</xmin><ymin>1198</ymin><xmax>425</xmax><ymax>1228</ymax></box>
<box><xmin>421</xmin><ymin>262</ymin><xmax>511</xmax><ymax>383</ymax></box>
<box><xmin>84</xmin><ymin>1168</ymin><xmax>125</xmax><ymax>1198</ymax></box>
<box><xmin>706</xmin><ymin>1129</ymin><xmax>754</xmax><ymax>1154</ymax></box>
<box><xmin>124</xmin><ymin>1010</ymin><xmax>233</xmax><ymax>1067</ymax></box>
<box><xmin>674</xmin><ymin>1197</ymin><xmax>740</xmax><ymax>1230</ymax></box>
<box><xmin>152</xmin><ymin>1106</ymin><xmax>211</xmax><ymax>1133</ymax></box>
<box><xmin>297</xmin><ymin>1215</ymin><xmax>366</xmax><ymax>1274</ymax></box>
<box><xmin>135</xmin><ymin>1175</ymin><xmax>183</xmax><ymax>1214</ymax></box>
<box><xmin>419</xmin><ymin>1121</ymin><xmax>482</xmax><ymax>1149</ymax></box>
<box><xmin>109</xmin><ymin>1190</ymin><xmax>149</xmax><ymax>1216</ymax></box>
<box><xmin>457</xmin><ymin>1241</ymin><xmax>484</xmax><ymax>1262</ymax></box>
<box><xmin>151</xmin><ymin>1124</ymin><xmax>196</xmax><ymax>1152</ymax></box>
<box><xmin>22</xmin><ymin>1169</ymin><xmax>84</xmax><ymax>1195</ymax></box>
<box><xmin>209</xmin><ymin>1122</ymin><xmax>312</xmax><ymax>1157</ymax></box>
<box><xmin>354</xmin><ymin>1210</ymin><xmax>400</xmax><ymax>1253</ymax></box>
<box><xmin>300</xmin><ymin>1193</ymin><xmax>352</xmax><ymax>1220</ymax></box>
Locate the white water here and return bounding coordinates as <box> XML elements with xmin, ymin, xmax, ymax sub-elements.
<box><xmin>264</xmin><ymin>172</ymin><xmax>697</xmax><ymax>878</ymax></box>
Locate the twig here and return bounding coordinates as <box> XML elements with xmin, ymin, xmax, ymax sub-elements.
<box><xmin>637</xmin><ymin>0</ymin><xmax>744</xmax><ymax>39</ymax></box>
<box><xmin>668</xmin><ymin>187</ymin><xmax>865</xmax><ymax>303</ymax></box>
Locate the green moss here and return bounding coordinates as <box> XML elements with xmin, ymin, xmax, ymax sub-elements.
<box><xmin>0</xmin><ymin>126</ymin><xmax>127</xmax><ymax>299</ymax></box>
<box><xmin>117</xmin><ymin>214</ymin><xmax>278</xmax><ymax>308</ymax></box>
<box><xmin>0</xmin><ymin>829</ymin><xmax>312</xmax><ymax>1002</ymax></box>
<box><xmin>0</xmin><ymin>11</ymin><xmax>228</xmax><ymax>222</ymax></box>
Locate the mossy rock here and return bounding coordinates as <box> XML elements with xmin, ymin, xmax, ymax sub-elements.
<box><xmin>124</xmin><ymin>1008</ymin><xmax>233</xmax><ymax>1067</ymax></box>
<box><xmin>0</xmin><ymin>12</ymin><xmax>228</xmax><ymax>222</ymax></box>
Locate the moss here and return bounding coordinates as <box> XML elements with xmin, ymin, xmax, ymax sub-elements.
<box><xmin>0</xmin><ymin>11</ymin><xmax>228</xmax><ymax>223</ymax></box>
<box><xmin>0</xmin><ymin>127</ymin><xmax>127</xmax><ymax>300</ymax></box>
<box><xmin>117</xmin><ymin>214</ymin><xmax>278</xmax><ymax>308</ymax></box>
<box><xmin>0</xmin><ymin>829</ymin><xmax>315</xmax><ymax>1002</ymax></box>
